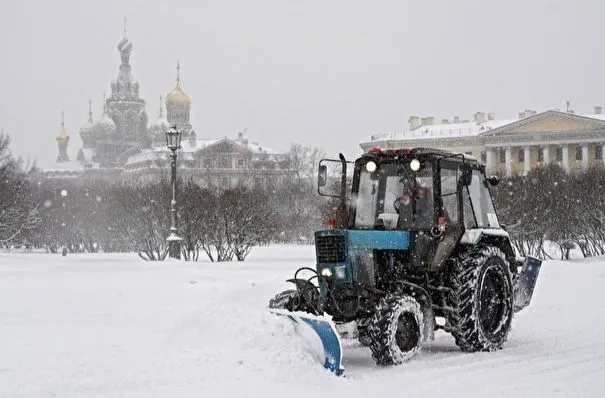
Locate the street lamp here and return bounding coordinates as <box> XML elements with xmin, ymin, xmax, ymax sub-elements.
<box><xmin>165</xmin><ymin>124</ymin><xmax>183</xmax><ymax>259</ymax></box>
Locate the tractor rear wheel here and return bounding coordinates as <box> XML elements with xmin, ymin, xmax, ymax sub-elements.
<box><xmin>367</xmin><ymin>295</ymin><xmax>425</xmax><ymax>365</ymax></box>
<box><xmin>446</xmin><ymin>245</ymin><xmax>514</xmax><ymax>352</ymax></box>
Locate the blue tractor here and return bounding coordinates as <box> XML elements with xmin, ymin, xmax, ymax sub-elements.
<box><xmin>269</xmin><ymin>147</ymin><xmax>541</xmax><ymax>374</ymax></box>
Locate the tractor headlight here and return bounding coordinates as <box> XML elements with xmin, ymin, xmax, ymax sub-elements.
<box><xmin>410</xmin><ymin>158</ymin><xmax>421</xmax><ymax>171</ymax></box>
<box><xmin>334</xmin><ymin>265</ymin><xmax>346</xmax><ymax>280</ymax></box>
<box><xmin>321</xmin><ymin>268</ymin><xmax>332</xmax><ymax>277</ymax></box>
<box><xmin>365</xmin><ymin>161</ymin><xmax>377</xmax><ymax>172</ymax></box>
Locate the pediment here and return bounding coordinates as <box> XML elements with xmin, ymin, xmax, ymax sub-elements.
<box><xmin>482</xmin><ymin>110</ymin><xmax>605</xmax><ymax>136</ymax></box>
<box><xmin>200</xmin><ymin>138</ymin><xmax>249</xmax><ymax>155</ymax></box>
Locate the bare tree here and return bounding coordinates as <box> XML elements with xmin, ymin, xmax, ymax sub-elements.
<box><xmin>0</xmin><ymin>133</ymin><xmax>40</xmax><ymax>246</ymax></box>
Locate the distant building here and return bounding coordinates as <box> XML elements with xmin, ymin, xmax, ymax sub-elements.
<box><xmin>362</xmin><ymin>108</ymin><xmax>605</xmax><ymax>175</ymax></box>
<box><xmin>37</xmin><ymin>23</ymin><xmax>290</xmax><ymax>186</ymax></box>
<box><xmin>122</xmin><ymin>132</ymin><xmax>291</xmax><ymax>188</ymax></box>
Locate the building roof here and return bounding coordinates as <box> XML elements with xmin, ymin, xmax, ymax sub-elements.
<box><xmin>479</xmin><ymin>110</ymin><xmax>605</xmax><ymax>138</ymax></box>
<box><xmin>367</xmin><ymin>110</ymin><xmax>605</xmax><ymax>143</ymax></box>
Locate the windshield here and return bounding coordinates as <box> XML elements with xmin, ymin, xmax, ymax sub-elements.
<box><xmin>353</xmin><ymin>162</ymin><xmax>434</xmax><ymax>230</ymax></box>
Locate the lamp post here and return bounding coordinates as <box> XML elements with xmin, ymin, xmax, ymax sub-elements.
<box><xmin>165</xmin><ymin>124</ymin><xmax>183</xmax><ymax>259</ymax></box>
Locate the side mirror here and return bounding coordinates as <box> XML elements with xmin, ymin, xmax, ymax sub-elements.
<box><xmin>487</xmin><ymin>176</ymin><xmax>500</xmax><ymax>186</ymax></box>
<box><xmin>318</xmin><ymin>165</ymin><xmax>327</xmax><ymax>187</ymax></box>
<box><xmin>459</xmin><ymin>164</ymin><xmax>473</xmax><ymax>186</ymax></box>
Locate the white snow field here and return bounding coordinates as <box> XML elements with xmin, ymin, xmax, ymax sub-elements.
<box><xmin>1</xmin><ymin>246</ymin><xmax>604</xmax><ymax>398</ymax></box>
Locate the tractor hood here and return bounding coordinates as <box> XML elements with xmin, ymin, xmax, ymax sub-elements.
<box><xmin>314</xmin><ymin>229</ymin><xmax>409</xmax><ymax>284</ymax></box>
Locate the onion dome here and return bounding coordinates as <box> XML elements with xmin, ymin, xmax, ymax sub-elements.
<box><xmin>165</xmin><ymin>61</ymin><xmax>191</xmax><ymax>107</ymax></box>
<box><xmin>93</xmin><ymin>96</ymin><xmax>116</xmax><ymax>139</ymax></box>
<box><xmin>79</xmin><ymin>99</ymin><xmax>95</xmax><ymax>148</ymax></box>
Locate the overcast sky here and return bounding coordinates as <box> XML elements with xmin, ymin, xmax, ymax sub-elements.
<box><xmin>1</xmin><ymin>0</ymin><xmax>605</xmax><ymax>167</ymax></box>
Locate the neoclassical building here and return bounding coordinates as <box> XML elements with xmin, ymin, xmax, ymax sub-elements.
<box><xmin>362</xmin><ymin>108</ymin><xmax>605</xmax><ymax>175</ymax></box>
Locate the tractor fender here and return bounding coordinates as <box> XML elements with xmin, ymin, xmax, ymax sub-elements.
<box><xmin>459</xmin><ymin>228</ymin><xmax>516</xmax><ymax>267</ymax></box>
<box><xmin>459</xmin><ymin>228</ymin><xmax>510</xmax><ymax>244</ymax></box>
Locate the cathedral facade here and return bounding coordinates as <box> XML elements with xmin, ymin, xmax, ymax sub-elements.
<box><xmin>77</xmin><ymin>29</ymin><xmax>150</xmax><ymax>168</ymax></box>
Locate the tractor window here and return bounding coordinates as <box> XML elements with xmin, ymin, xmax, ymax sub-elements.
<box><xmin>354</xmin><ymin>171</ymin><xmax>379</xmax><ymax>228</ymax></box>
<box><xmin>462</xmin><ymin>188</ymin><xmax>477</xmax><ymax>228</ymax></box>
<box><xmin>440</xmin><ymin>168</ymin><xmax>459</xmax><ymax>223</ymax></box>
<box><xmin>468</xmin><ymin>170</ymin><xmax>499</xmax><ymax>228</ymax></box>
<box><xmin>353</xmin><ymin>162</ymin><xmax>433</xmax><ymax>229</ymax></box>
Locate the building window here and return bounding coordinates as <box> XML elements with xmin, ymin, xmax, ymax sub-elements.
<box><xmin>538</xmin><ymin>150</ymin><xmax>544</xmax><ymax>162</ymax></box>
<box><xmin>556</xmin><ymin>147</ymin><xmax>563</xmax><ymax>161</ymax></box>
<box><xmin>596</xmin><ymin>146</ymin><xmax>603</xmax><ymax>160</ymax></box>
<box><xmin>480</xmin><ymin>151</ymin><xmax>486</xmax><ymax>162</ymax></box>
<box><xmin>219</xmin><ymin>157</ymin><xmax>231</xmax><ymax>169</ymax></box>
<box><xmin>203</xmin><ymin>158</ymin><xmax>213</xmax><ymax>168</ymax></box>
<box><xmin>518</xmin><ymin>149</ymin><xmax>524</xmax><ymax>163</ymax></box>
<box><xmin>499</xmin><ymin>149</ymin><xmax>506</xmax><ymax>163</ymax></box>
<box><xmin>575</xmin><ymin>146</ymin><xmax>583</xmax><ymax>161</ymax></box>
<box><xmin>237</xmin><ymin>158</ymin><xmax>245</xmax><ymax>168</ymax></box>
<box><xmin>221</xmin><ymin>176</ymin><xmax>230</xmax><ymax>187</ymax></box>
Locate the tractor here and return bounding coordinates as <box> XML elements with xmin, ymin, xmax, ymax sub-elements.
<box><xmin>268</xmin><ymin>147</ymin><xmax>541</xmax><ymax>374</ymax></box>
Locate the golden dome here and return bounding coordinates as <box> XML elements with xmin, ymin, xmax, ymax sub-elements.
<box><xmin>57</xmin><ymin>126</ymin><xmax>69</xmax><ymax>140</ymax></box>
<box><xmin>165</xmin><ymin>60</ymin><xmax>191</xmax><ymax>108</ymax></box>
<box><xmin>56</xmin><ymin>111</ymin><xmax>69</xmax><ymax>141</ymax></box>
<box><xmin>165</xmin><ymin>84</ymin><xmax>191</xmax><ymax>107</ymax></box>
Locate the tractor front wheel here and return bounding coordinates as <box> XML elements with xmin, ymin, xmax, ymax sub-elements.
<box><xmin>367</xmin><ymin>295</ymin><xmax>425</xmax><ymax>365</ymax></box>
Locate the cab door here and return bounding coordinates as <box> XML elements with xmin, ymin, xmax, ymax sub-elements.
<box><xmin>430</xmin><ymin>162</ymin><xmax>465</xmax><ymax>269</ymax></box>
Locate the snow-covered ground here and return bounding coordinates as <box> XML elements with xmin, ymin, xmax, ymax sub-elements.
<box><xmin>1</xmin><ymin>246</ymin><xmax>604</xmax><ymax>397</ymax></box>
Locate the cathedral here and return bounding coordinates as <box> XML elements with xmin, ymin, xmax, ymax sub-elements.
<box><xmin>43</xmin><ymin>23</ymin><xmax>290</xmax><ymax>187</ymax></box>
<box><xmin>69</xmin><ymin>27</ymin><xmax>193</xmax><ymax>169</ymax></box>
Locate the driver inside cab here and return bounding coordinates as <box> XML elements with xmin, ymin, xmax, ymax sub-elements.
<box><xmin>393</xmin><ymin>176</ymin><xmax>432</xmax><ymax>227</ymax></box>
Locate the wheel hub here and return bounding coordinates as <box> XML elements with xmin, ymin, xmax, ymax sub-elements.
<box><xmin>395</xmin><ymin>312</ymin><xmax>420</xmax><ymax>352</ymax></box>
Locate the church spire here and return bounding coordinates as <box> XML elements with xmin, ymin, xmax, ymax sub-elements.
<box><xmin>159</xmin><ymin>95</ymin><xmax>164</xmax><ymax>118</ymax></box>
<box><xmin>88</xmin><ymin>98</ymin><xmax>93</xmax><ymax>122</ymax></box>
<box><xmin>176</xmin><ymin>60</ymin><xmax>181</xmax><ymax>86</ymax></box>
<box><xmin>56</xmin><ymin>111</ymin><xmax>70</xmax><ymax>162</ymax></box>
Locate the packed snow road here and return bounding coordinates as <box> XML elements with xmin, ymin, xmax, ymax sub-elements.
<box><xmin>1</xmin><ymin>246</ymin><xmax>604</xmax><ymax>397</ymax></box>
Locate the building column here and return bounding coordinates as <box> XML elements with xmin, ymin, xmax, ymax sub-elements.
<box><xmin>505</xmin><ymin>146</ymin><xmax>512</xmax><ymax>175</ymax></box>
<box><xmin>543</xmin><ymin>146</ymin><xmax>550</xmax><ymax>165</ymax></box>
<box><xmin>485</xmin><ymin>148</ymin><xmax>495</xmax><ymax>174</ymax></box>
<box><xmin>582</xmin><ymin>144</ymin><xmax>589</xmax><ymax>169</ymax></box>
<box><xmin>524</xmin><ymin>146</ymin><xmax>531</xmax><ymax>175</ymax></box>
<box><xmin>562</xmin><ymin>145</ymin><xmax>570</xmax><ymax>172</ymax></box>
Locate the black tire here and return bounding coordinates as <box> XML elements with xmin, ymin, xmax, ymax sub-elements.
<box><xmin>446</xmin><ymin>245</ymin><xmax>514</xmax><ymax>352</ymax></box>
<box><xmin>356</xmin><ymin>316</ymin><xmax>372</xmax><ymax>346</ymax></box>
<box><xmin>268</xmin><ymin>289</ymin><xmax>298</xmax><ymax>311</ymax></box>
<box><xmin>367</xmin><ymin>295</ymin><xmax>425</xmax><ymax>366</ymax></box>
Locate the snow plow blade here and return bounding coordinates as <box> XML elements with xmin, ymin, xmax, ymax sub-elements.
<box><xmin>513</xmin><ymin>256</ymin><xmax>542</xmax><ymax>312</ymax></box>
<box><xmin>270</xmin><ymin>309</ymin><xmax>344</xmax><ymax>376</ymax></box>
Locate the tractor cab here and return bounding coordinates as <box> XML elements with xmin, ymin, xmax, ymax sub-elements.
<box><xmin>318</xmin><ymin>148</ymin><xmax>505</xmax><ymax>275</ymax></box>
